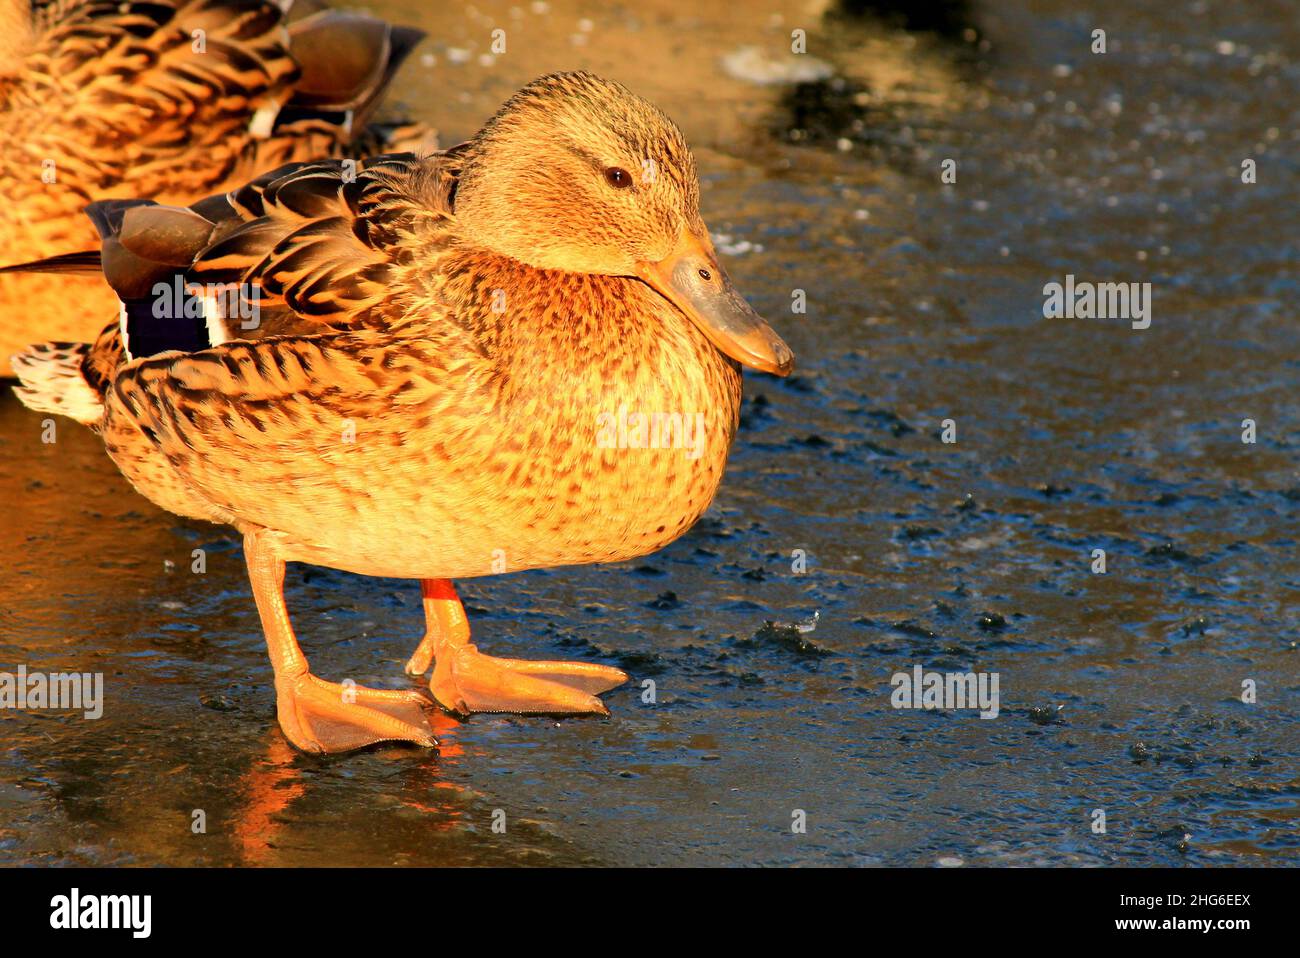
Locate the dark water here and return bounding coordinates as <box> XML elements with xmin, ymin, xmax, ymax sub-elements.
<box><xmin>1</xmin><ymin>0</ymin><xmax>1296</xmax><ymax>866</ymax></box>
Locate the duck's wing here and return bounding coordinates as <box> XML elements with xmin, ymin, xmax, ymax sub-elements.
<box><xmin>4</xmin><ymin>0</ymin><xmax>431</xmax><ymax>202</ymax></box>
<box><xmin>96</xmin><ymin>151</ymin><xmax>489</xmax><ymax>537</ymax></box>
<box><xmin>200</xmin><ymin>8</ymin><xmax>436</xmax><ymax>194</ymax></box>
<box><xmin>84</xmin><ymin>147</ymin><xmax>465</xmax><ymax>362</ymax></box>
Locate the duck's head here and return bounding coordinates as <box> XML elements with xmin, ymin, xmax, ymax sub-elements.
<box><xmin>454</xmin><ymin>72</ymin><xmax>794</xmax><ymax>376</ymax></box>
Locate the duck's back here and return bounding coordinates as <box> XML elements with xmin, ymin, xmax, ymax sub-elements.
<box><xmin>13</xmin><ymin>147</ymin><xmax>744</xmax><ymax>579</ymax></box>
<box><xmin>0</xmin><ymin>0</ymin><xmax>432</xmax><ymax>374</ymax></box>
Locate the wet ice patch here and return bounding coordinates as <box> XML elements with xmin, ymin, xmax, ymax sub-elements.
<box><xmin>721</xmin><ymin>45</ymin><xmax>833</xmax><ymax>86</ymax></box>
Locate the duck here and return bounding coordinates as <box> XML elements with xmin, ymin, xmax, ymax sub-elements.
<box><xmin>8</xmin><ymin>71</ymin><xmax>795</xmax><ymax>754</ymax></box>
<box><xmin>0</xmin><ymin>0</ymin><xmax>435</xmax><ymax>376</ymax></box>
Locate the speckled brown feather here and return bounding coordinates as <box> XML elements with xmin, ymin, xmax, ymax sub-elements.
<box><xmin>22</xmin><ymin>72</ymin><xmax>747</xmax><ymax>588</ymax></box>
<box><xmin>0</xmin><ymin>0</ymin><xmax>434</xmax><ymax>374</ymax></box>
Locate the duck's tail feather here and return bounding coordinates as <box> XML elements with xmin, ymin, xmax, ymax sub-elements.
<box><xmin>279</xmin><ymin>12</ymin><xmax>427</xmax><ymax>140</ymax></box>
<box><xmin>0</xmin><ymin>250</ymin><xmax>103</xmax><ymax>275</ymax></box>
<box><xmin>11</xmin><ymin>342</ymin><xmax>103</xmax><ymax>425</ymax></box>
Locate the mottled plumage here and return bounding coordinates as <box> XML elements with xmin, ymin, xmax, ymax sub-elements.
<box><xmin>0</xmin><ymin>0</ymin><xmax>434</xmax><ymax>374</ymax></box>
<box><xmin>12</xmin><ymin>72</ymin><xmax>793</xmax><ymax>752</ymax></box>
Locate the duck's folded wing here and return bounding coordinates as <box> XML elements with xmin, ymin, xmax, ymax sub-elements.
<box><xmin>17</xmin><ymin>0</ymin><xmax>296</xmax><ymax>194</ymax></box>
<box><xmin>86</xmin><ymin>149</ymin><xmax>463</xmax><ymax>356</ymax></box>
<box><xmin>15</xmin><ymin>0</ymin><xmax>431</xmax><ymax>200</ymax></box>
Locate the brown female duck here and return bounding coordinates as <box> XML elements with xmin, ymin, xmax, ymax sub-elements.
<box><xmin>0</xmin><ymin>0</ymin><xmax>432</xmax><ymax>375</ymax></box>
<box><xmin>11</xmin><ymin>71</ymin><xmax>794</xmax><ymax>753</ymax></box>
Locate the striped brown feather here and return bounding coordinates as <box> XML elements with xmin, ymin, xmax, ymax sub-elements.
<box><xmin>65</xmin><ymin>148</ymin><xmax>459</xmax><ymax>380</ymax></box>
<box><xmin>0</xmin><ymin>0</ymin><xmax>434</xmax><ymax>375</ymax></box>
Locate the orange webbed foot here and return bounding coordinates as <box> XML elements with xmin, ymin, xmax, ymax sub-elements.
<box><xmin>429</xmin><ymin>645</ymin><xmax>629</xmax><ymax>716</ymax></box>
<box><xmin>407</xmin><ymin>578</ymin><xmax>628</xmax><ymax>717</ymax></box>
<box><xmin>276</xmin><ymin>673</ymin><xmax>438</xmax><ymax>754</ymax></box>
<box><xmin>243</xmin><ymin>529</ymin><xmax>439</xmax><ymax>754</ymax></box>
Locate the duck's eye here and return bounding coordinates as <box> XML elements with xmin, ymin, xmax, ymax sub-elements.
<box><xmin>698</xmin><ymin>268</ymin><xmax>712</xmax><ymax>281</ymax></box>
<box><xmin>604</xmin><ymin>166</ymin><xmax>632</xmax><ymax>189</ymax></box>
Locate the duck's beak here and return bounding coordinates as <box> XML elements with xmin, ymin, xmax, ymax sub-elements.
<box><xmin>635</xmin><ymin>230</ymin><xmax>794</xmax><ymax>376</ymax></box>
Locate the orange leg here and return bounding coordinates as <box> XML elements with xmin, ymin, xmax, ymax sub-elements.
<box><xmin>244</xmin><ymin>528</ymin><xmax>437</xmax><ymax>753</ymax></box>
<box><xmin>405</xmin><ymin>579</ymin><xmax>628</xmax><ymax>716</ymax></box>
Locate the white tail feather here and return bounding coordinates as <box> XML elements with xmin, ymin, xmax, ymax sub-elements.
<box><xmin>10</xmin><ymin>343</ymin><xmax>103</xmax><ymax>425</ymax></box>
